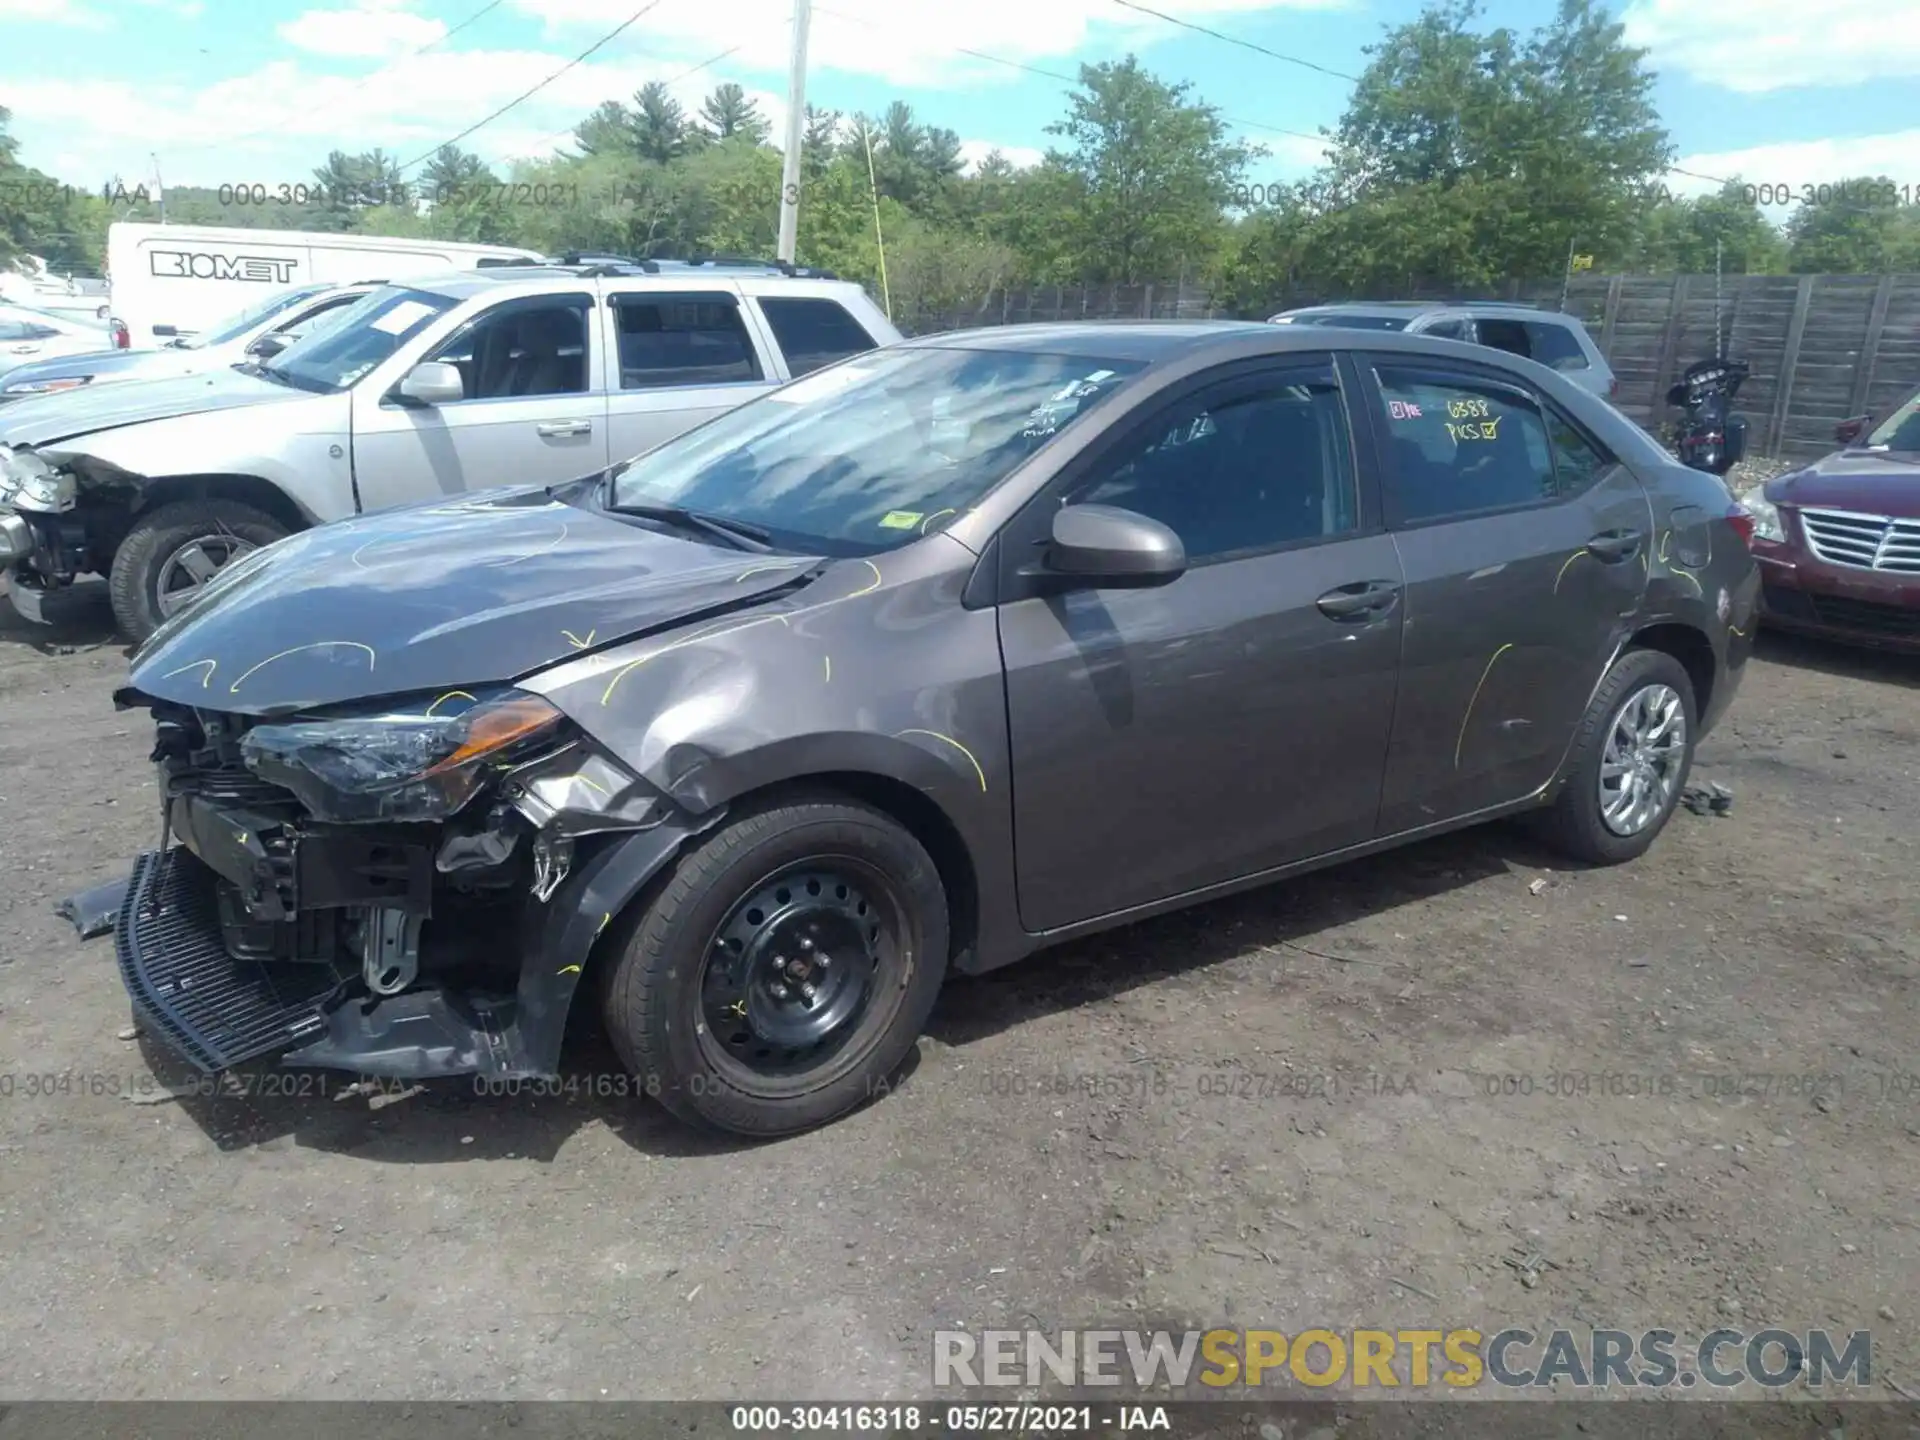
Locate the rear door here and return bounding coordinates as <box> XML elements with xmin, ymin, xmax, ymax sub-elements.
<box><xmin>998</xmin><ymin>354</ymin><xmax>1405</xmax><ymax>931</ymax></box>
<box><xmin>600</xmin><ymin>285</ymin><xmax>779</xmax><ymax>465</ymax></box>
<box><xmin>349</xmin><ymin>290</ymin><xmax>608</xmax><ymax>511</ymax></box>
<box><xmin>1358</xmin><ymin>355</ymin><xmax>1652</xmax><ymax>832</ymax></box>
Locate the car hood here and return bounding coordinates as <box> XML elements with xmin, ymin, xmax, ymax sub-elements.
<box><xmin>0</xmin><ymin>365</ymin><xmax>301</xmax><ymax>448</ymax></box>
<box><xmin>1</xmin><ymin>346</ymin><xmax>199</xmax><ymax>393</ymax></box>
<box><xmin>1769</xmin><ymin>450</ymin><xmax>1920</xmax><ymax>518</ymax></box>
<box><xmin>125</xmin><ymin>485</ymin><xmax>826</xmax><ymax>716</ymax></box>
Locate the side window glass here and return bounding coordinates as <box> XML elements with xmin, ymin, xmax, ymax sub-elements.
<box><xmin>1526</xmin><ymin>322</ymin><xmax>1591</xmax><ymax>371</ymax></box>
<box><xmin>1071</xmin><ymin>364</ymin><xmax>1357</xmax><ymax>561</ymax></box>
<box><xmin>614</xmin><ymin>295</ymin><xmax>761</xmax><ymax>390</ymax></box>
<box><xmin>1375</xmin><ymin>367</ymin><xmax>1556</xmax><ymax>523</ymax></box>
<box><xmin>1424</xmin><ymin>319</ymin><xmax>1470</xmax><ymax>342</ymax></box>
<box><xmin>429</xmin><ymin>301</ymin><xmax>589</xmax><ymax>400</ymax></box>
<box><xmin>1544</xmin><ymin>406</ymin><xmax>1614</xmax><ymax>498</ymax></box>
<box><xmin>758</xmin><ymin>297</ymin><xmax>879</xmax><ymax>377</ymax></box>
<box><xmin>1472</xmin><ymin>318</ymin><xmax>1532</xmax><ymax>359</ymax></box>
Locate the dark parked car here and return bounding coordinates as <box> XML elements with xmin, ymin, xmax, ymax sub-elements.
<box><xmin>1743</xmin><ymin>385</ymin><xmax>1920</xmax><ymax>650</ymax></box>
<box><xmin>106</xmin><ymin>323</ymin><xmax>1758</xmax><ymax>1136</ymax></box>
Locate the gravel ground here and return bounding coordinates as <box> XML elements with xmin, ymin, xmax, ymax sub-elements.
<box><xmin>0</xmin><ymin>584</ymin><xmax>1916</xmax><ymax>1405</ymax></box>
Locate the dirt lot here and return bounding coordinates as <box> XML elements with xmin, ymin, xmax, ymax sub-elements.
<box><xmin>0</xmin><ymin>583</ymin><xmax>1916</xmax><ymax>1405</ymax></box>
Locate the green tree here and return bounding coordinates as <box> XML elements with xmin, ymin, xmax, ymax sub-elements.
<box><xmin>632</xmin><ymin>82</ymin><xmax>690</xmax><ymax>164</ymax></box>
<box><xmin>698</xmin><ymin>83</ymin><xmax>771</xmax><ymax>145</ymax></box>
<box><xmin>1627</xmin><ymin>181</ymin><xmax>1785</xmax><ymax>273</ymax></box>
<box><xmin>1787</xmin><ymin>176</ymin><xmax>1908</xmax><ymax>272</ymax></box>
<box><xmin>574</xmin><ymin>100</ymin><xmax>637</xmax><ymax>158</ymax></box>
<box><xmin>1041</xmin><ymin>56</ymin><xmax>1254</xmax><ymax>284</ymax></box>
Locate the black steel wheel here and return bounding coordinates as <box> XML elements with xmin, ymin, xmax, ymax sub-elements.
<box><xmin>603</xmin><ymin>795</ymin><xmax>949</xmax><ymax>1136</ymax></box>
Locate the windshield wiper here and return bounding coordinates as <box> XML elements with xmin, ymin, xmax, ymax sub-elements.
<box><xmin>605</xmin><ymin>500</ymin><xmax>774</xmax><ymax>553</ymax></box>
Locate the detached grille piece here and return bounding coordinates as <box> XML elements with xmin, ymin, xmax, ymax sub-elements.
<box><xmin>1799</xmin><ymin>508</ymin><xmax>1920</xmax><ymax>573</ymax></box>
<box><xmin>116</xmin><ymin>848</ymin><xmax>340</xmax><ymax>1072</ymax></box>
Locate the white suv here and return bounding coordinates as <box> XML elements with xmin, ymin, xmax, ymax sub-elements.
<box><xmin>1270</xmin><ymin>301</ymin><xmax>1618</xmax><ymax>399</ymax></box>
<box><xmin>0</xmin><ymin>259</ymin><xmax>901</xmax><ymax>639</ymax></box>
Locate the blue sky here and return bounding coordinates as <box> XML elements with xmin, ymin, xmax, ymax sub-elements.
<box><xmin>3</xmin><ymin>0</ymin><xmax>1916</xmax><ymax>211</ymax></box>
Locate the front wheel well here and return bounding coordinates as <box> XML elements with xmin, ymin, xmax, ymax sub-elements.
<box><xmin>1626</xmin><ymin>622</ymin><xmax>1715</xmax><ymax>719</ymax></box>
<box><xmin>129</xmin><ymin>475</ymin><xmax>311</xmax><ymax>535</ymax></box>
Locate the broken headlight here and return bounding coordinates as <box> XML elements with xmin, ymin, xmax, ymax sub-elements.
<box><xmin>0</xmin><ymin>449</ymin><xmax>76</xmax><ymax>514</ymax></box>
<box><xmin>239</xmin><ymin>689</ymin><xmax>566</xmax><ymax>823</ymax></box>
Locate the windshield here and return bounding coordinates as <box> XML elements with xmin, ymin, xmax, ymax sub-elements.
<box><xmin>1865</xmin><ymin>389</ymin><xmax>1920</xmax><ymax>452</ymax></box>
<box><xmin>262</xmin><ymin>286</ymin><xmax>458</xmax><ymax>393</ymax></box>
<box><xmin>180</xmin><ymin>283</ymin><xmax>335</xmax><ymax>350</ymax></box>
<box><xmin>1279</xmin><ymin>313</ymin><xmax>1412</xmax><ymax>330</ymax></box>
<box><xmin>608</xmin><ymin>346</ymin><xmax>1147</xmax><ymax>555</ymax></box>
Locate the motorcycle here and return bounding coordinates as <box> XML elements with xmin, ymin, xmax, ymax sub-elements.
<box><xmin>1664</xmin><ymin>357</ymin><xmax>1751</xmax><ymax>476</ymax></box>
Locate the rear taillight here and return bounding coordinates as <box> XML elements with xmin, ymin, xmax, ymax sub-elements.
<box><xmin>109</xmin><ymin>318</ymin><xmax>129</xmax><ymax>349</ymax></box>
<box><xmin>1725</xmin><ymin>504</ymin><xmax>1755</xmax><ymax>547</ymax></box>
<box><xmin>1608</xmin><ymin>377</ymin><xmax>1620</xmax><ymax>399</ymax></box>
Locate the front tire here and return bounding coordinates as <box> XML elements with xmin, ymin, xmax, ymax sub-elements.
<box><xmin>1537</xmin><ymin>648</ymin><xmax>1697</xmax><ymax>865</ymax></box>
<box><xmin>108</xmin><ymin>498</ymin><xmax>288</xmax><ymax>642</ymax></box>
<box><xmin>603</xmin><ymin>795</ymin><xmax>949</xmax><ymax>1136</ymax></box>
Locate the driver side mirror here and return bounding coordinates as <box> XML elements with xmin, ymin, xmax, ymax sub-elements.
<box><xmin>1835</xmin><ymin>413</ymin><xmax>1871</xmax><ymax>446</ymax></box>
<box><xmin>397</xmin><ymin>361</ymin><xmax>464</xmax><ymax>406</ymax></box>
<box><xmin>1040</xmin><ymin>504</ymin><xmax>1186</xmax><ymax>589</ymax></box>
<box><xmin>245</xmin><ymin>331</ymin><xmax>295</xmax><ymax>361</ymax></box>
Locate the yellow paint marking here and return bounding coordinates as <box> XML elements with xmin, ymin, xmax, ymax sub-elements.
<box><xmin>599</xmin><ymin>614</ymin><xmax>791</xmax><ymax>705</ymax></box>
<box><xmin>896</xmin><ymin>728</ymin><xmax>989</xmax><ymax>793</ymax></box>
<box><xmin>596</xmin><ymin>912</ymin><xmax>611</xmax><ymax>937</ymax></box>
<box><xmin>486</xmin><ymin>523</ymin><xmax>569</xmax><ymax>568</ymax></box>
<box><xmin>1454</xmin><ymin>643</ymin><xmax>1515</xmax><ymax>770</ymax></box>
<box><xmin>734</xmin><ymin>561</ymin><xmax>806</xmax><ymax>583</ymax></box>
<box><xmin>162</xmin><ymin>659</ymin><xmax>218</xmax><ymax>689</ymax></box>
<box><xmin>562</xmin><ymin>629</ymin><xmax>596</xmax><ymax>650</ymax></box>
<box><xmin>1552</xmin><ymin>551</ymin><xmax>1587</xmax><ymax>595</ymax></box>
<box><xmin>574</xmin><ymin>773</ymin><xmax>612</xmax><ymax>797</ymax></box>
<box><xmin>919</xmin><ymin>508</ymin><xmax>957</xmax><ymax>534</ymax></box>
<box><xmin>228</xmin><ymin>641</ymin><xmax>376</xmax><ymax>694</ymax></box>
<box><xmin>426</xmin><ymin>689</ymin><xmax>477</xmax><ymax>717</ymax></box>
<box><xmin>557</xmin><ymin>964</ymin><xmax>583</xmax><ymax>976</ymax></box>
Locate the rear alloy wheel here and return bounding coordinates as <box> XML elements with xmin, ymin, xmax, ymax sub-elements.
<box><xmin>108</xmin><ymin>498</ymin><xmax>289</xmax><ymax>642</ymax></box>
<box><xmin>603</xmin><ymin>797</ymin><xmax>948</xmax><ymax>1136</ymax></box>
<box><xmin>1537</xmin><ymin>648</ymin><xmax>1698</xmax><ymax>865</ymax></box>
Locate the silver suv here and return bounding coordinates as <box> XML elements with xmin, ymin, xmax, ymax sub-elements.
<box><xmin>1270</xmin><ymin>301</ymin><xmax>1617</xmax><ymax>400</ymax></box>
<box><xmin>0</xmin><ymin>259</ymin><xmax>900</xmax><ymax>639</ymax></box>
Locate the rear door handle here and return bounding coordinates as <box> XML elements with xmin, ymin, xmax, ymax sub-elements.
<box><xmin>536</xmin><ymin>419</ymin><xmax>593</xmax><ymax>438</ymax></box>
<box><xmin>1316</xmin><ymin>580</ymin><xmax>1401</xmax><ymax>621</ymax></box>
<box><xmin>1586</xmin><ymin>528</ymin><xmax>1643</xmax><ymax>562</ymax></box>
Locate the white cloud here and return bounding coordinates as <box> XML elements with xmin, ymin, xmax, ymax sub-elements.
<box><xmin>279</xmin><ymin>1</ymin><xmax>449</xmax><ymax>58</ymax></box>
<box><xmin>1665</xmin><ymin>131</ymin><xmax>1920</xmax><ymax>218</ymax></box>
<box><xmin>957</xmin><ymin>140</ymin><xmax>1045</xmax><ymax>173</ymax></box>
<box><xmin>1624</xmin><ymin>0</ymin><xmax>1920</xmax><ymax>91</ymax></box>
<box><xmin>0</xmin><ymin>0</ymin><xmax>103</xmax><ymax>24</ymax></box>
<box><xmin>508</xmin><ymin>0</ymin><xmax>1352</xmax><ymax>88</ymax></box>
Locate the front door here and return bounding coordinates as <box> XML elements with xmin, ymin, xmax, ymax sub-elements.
<box><xmin>600</xmin><ymin>288</ymin><xmax>780</xmax><ymax>467</ymax></box>
<box><xmin>350</xmin><ymin>291</ymin><xmax>608</xmax><ymax>513</ymax></box>
<box><xmin>1358</xmin><ymin>356</ymin><xmax>1653</xmax><ymax>833</ymax></box>
<box><xmin>998</xmin><ymin>356</ymin><xmax>1406</xmax><ymax>933</ymax></box>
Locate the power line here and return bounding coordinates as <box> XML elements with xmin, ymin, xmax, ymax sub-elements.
<box><xmin>163</xmin><ymin>0</ymin><xmax>510</xmax><ymax>158</ymax></box>
<box><xmin>810</xmin><ymin>4</ymin><xmax>1328</xmax><ymax>147</ymax></box>
<box><xmin>500</xmin><ymin>41</ymin><xmax>747</xmax><ymax>163</ymax></box>
<box><xmin>1107</xmin><ymin>0</ymin><xmax>1359</xmax><ymax>83</ymax></box>
<box><xmin>398</xmin><ymin>0</ymin><xmax>669</xmax><ymax>171</ymax></box>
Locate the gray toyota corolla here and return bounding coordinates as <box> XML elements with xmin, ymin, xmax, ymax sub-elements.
<box><xmin>107</xmin><ymin>322</ymin><xmax>1759</xmax><ymax>1136</ymax></box>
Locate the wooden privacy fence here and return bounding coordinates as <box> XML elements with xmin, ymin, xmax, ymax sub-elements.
<box><xmin>899</xmin><ymin>273</ymin><xmax>1920</xmax><ymax>464</ymax></box>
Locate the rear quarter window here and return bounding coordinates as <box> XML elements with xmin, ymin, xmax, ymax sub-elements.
<box><xmin>1525</xmin><ymin>321</ymin><xmax>1592</xmax><ymax>371</ymax></box>
<box><xmin>758</xmin><ymin>296</ymin><xmax>880</xmax><ymax>377</ymax></box>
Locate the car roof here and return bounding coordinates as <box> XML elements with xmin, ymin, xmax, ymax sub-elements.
<box><xmin>896</xmin><ymin>320</ymin><xmax>1576</xmax><ymax>369</ymax></box>
<box><xmin>388</xmin><ymin>261</ymin><xmax>865</xmax><ymax>303</ymax></box>
<box><xmin>1281</xmin><ymin>300</ymin><xmax>1562</xmax><ymax>317</ymax></box>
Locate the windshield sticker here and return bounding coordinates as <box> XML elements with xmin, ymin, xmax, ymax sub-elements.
<box><xmin>878</xmin><ymin>510</ymin><xmax>924</xmax><ymax>530</ymax></box>
<box><xmin>769</xmin><ymin>364</ymin><xmax>876</xmax><ymax>404</ymax></box>
<box><xmin>371</xmin><ymin>300</ymin><xmax>438</xmax><ymax>336</ymax></box>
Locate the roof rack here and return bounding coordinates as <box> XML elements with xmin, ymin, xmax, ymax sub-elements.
<box><xmin>681</xmin><ymin>254</ymin><xmax>841</xmax><ymax>280</ymax></box>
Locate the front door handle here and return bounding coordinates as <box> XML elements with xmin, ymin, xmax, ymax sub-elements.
<box><xmin>536</xmin><ymin>419</ymin><xmax>594</xmax><ymax>438</ymax></box>
<box><xmin>1316</xmin><ymin>580</ymin><xmax>1401</xmax><ymax>621</ymax></box>
<box><xmin>1586</xmin><ymin>528</ymin><xmax>1643</xmax><ymax>562</ymax></box>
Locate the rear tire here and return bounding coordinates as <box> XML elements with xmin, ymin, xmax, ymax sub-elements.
<box><xmin>108</xmin><ymin>498</ymin><xmax>288</xmax><ymax>642</ymax></box>
<box><xmin>1536</xmin><ymin>648</ymin><xmax>1697</xmax><ymax>865</ymax></box>
<box><xmin>603</xmin><ymin>796</ymin><xmax>949</xmax><ymax>1137</ymax></box>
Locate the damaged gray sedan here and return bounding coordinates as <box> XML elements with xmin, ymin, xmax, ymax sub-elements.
<box><xmin>107</xmin><ymin>323</ymin><xmax>1760</xmax><ymax>1135</ymax></box>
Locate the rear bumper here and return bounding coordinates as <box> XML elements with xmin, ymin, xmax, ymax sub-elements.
<box><xmin>1753</xmin><ymin>540</ymin><xmax>1920</xmax><ymax>652</ymax></box>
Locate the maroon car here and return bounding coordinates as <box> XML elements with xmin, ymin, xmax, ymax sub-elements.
<box><xmin>1744</xmin><ymin>385</ymin><xmax>1920</xmax><ymax>651</ymax></box>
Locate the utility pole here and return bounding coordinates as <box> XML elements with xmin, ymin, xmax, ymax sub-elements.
<box><xmin>775</xmin><ymin>0</ymin><xmax>812</xmax><ymax>264</ymax></box>
<box><xmin>152</xmin><ymin>153</ymin><xmax>167</xmax><ymax>224</ymax></box>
